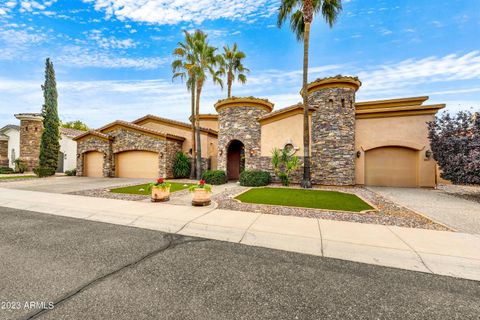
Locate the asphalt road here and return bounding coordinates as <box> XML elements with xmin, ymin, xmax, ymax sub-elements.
<box><xmin>1</xmin><ymin>207</ymin><xmax>479</xmax><ymax>320</ymax></box>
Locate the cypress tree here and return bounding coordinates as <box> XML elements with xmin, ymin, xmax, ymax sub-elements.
<box><xmin>39</xmin><ymin>58</ymin><xmax>60</xmax><ymax>171</ymax></box>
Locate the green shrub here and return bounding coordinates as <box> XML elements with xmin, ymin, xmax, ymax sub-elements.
<box><xmin>14</xmin><ymin>159</ymin><xmax>27</xmax><ymax>173</ymax></box>
<box><xmin>271</xmin><ymin>148</ymin><xmax>299</xmax><ymax>186</ymax></box>
<box><xmin>65</xmin><ymin>169</ymin><xmax>77</xmax><ymax>176</ymax></box>
<box><xmin>33</xmin><ymin>167</ymin><xmax>56</xmax><ymax>178</ymax></box>
<box><xmin>173</xmin><ymin>152</ymin><xmax>191</xmax><ymax>178</ymax></box>
<box><xmin>239</xmin><ymin>170</ymin><xmax>271</xmax><ymax>187</ymax></box>
<box><xmin>0</xmin><ymin>166</ymin><xmax>14</xmax><ymax>174</ymax></box>
<box><xmin>201</xmin><ymin>170</ymin><xmax>227</xmax><ymax>185</ymax></box>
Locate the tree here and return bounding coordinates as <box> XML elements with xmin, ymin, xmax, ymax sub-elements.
<box><xmin>428</xmin><ymin>111</ymin><xmax>480</xmax><ymax>185</ymax></box>
<box><xmin>220</xmin><ymin>43</ymin><xmax>249</xmax><ymax>98</ymax></box>
<box><xmin>39</xmin><ymin>58</ymin><xmax>60</xmax><ymax>172</ymax></box>
<box><xmin>172</xmin><ymin>30</ymin><xmax>199</xmax><ymax>179</ymax></box>
<box><xmin>190</xmin><ymin>30</ymin><xmax>224</xmax><ymax>179</ymax></box>
<box><xmin>62</xmin><ymin>120</ymin><xmax>89</xmax><ymax>131</ymax></box>
<box><xmin>278</xmin><ymin>0</ymin><xmax>343</xmax><ymax>188</ymax></box>
<box><xmin>271</xmin><ymin>147</ymin><xmax>299</xmax><ymax>186</ymax></box>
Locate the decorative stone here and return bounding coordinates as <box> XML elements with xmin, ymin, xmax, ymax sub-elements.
<box><xmin>14</xmin><ymin>113</ymin><xmax>43</xmax><ymax>171</ymax></box>
<box><xmin>0</xmin><ymin>136</ymin><xmax>8</xmax><ymax>167</ymax></box>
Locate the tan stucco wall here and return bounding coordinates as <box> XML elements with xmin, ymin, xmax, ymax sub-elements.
<box><xmin>260</xmin><ymin>114</ymin><xmax>311</xmax><ymax>156</ymax></box>
<box><xmin>198</xmin><ymin>119</ymin><xmax>219</xmax><ymax>131</ymax></box>
<box><xmin>355</xmin><ymin>114</ymin><xmax>437</xmax><ymax>187</ymax></box>
<box><xmin>138</xmin><ymin>121</ymin><xmax>216</xmax><ymax>158</ymax></box>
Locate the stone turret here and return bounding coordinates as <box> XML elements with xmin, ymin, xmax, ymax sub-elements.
<box><xmin>307</xmin><ymin>75</ymin><xmax>361</xmax><ymax>185</ymax></box>
<box><xmin>215</xmin><ymin>97</ymin><xmax>274</xmax><ymax>180</ymax></box>
<box><xmin>14</xmin><ymin>113</ymin><xmax>43</xmax><ymax>171</ymax></box>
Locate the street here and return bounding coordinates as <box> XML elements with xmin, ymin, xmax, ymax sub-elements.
<box><xmin>1</xmin><ymin>206</ymin><xmax>479</xmax><ymax>320</ymax></box>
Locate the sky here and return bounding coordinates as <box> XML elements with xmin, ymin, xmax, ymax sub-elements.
<box><xmin>0</xmin><ymin>0</ymin><xmax>479</xmax><ymax>128</ymax></box>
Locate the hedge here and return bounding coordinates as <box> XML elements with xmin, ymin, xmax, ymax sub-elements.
<box><xmin>33</xmin><ymin>167</ymin><xmax>56</xmax><ymax>178</ymax></box>
<box><xmin>65</xmin><ymin>169</ymin><xmax>76</xmax><ymax>176</ymax></box>
<box><xmin>202</xmin><ymin>170</ymin><xmax>227</xmax><ymax>185</ymax></box>
<box><xmin>0</xmin><ymin>166</ymin><xmax>14</xmax><ymax>174</ymax></box>
<box><xmin>239</xmin><ymin>170</ymin><xmax>271</xmax><ymax>187</ymax></box>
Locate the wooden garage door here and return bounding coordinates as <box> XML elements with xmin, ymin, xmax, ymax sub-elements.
<box><xmin>365</xmin><ymin>147</ymin><xmax>418</xmax><ymax>187</ymax></box>
<box><xmin>84</xmin><ymin>151</ymin><xmax>103</xmax><ymax>177</ymax></box>
<box><xmin>116</xmin><ymin>151</ymin><xmax>158</xmax><ymax>179</ymax></box>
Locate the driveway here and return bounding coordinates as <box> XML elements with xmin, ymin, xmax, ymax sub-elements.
<box><xmin>369</xmin><ymin>187</ymin><xmax>480</xmax><ymax>234</ymax></box>
<box><xmin>0</xmin><ymin>176</ymin><xmax>149</xmax><ymax>194</ymax></box>
<box><xmin>1</xmin><ymin>207</ymin><xmax>479</xmax><ymax>320</ymax></box>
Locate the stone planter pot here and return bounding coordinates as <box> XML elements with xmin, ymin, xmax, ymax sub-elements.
<box><xmin>191</xmin><ymin>188</ymin><xmax>211</xmax><ymax>206</ymax></box>
<box><xmin>151</xmin><ymin>186</ymin><xmax>170</xmax><ymax>202</ymax></box>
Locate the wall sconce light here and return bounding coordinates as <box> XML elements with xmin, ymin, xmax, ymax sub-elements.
<box><xmin>219</xmin><ymin>149</ymin><xmax>223</xmax><ymax>156</ymax></box>
<box><xmin>356</xmin><ymin>151</ymin><xmax>361</xmax><ymax>158</ymax></box>
<box><xmin>425</xmin><ymin>150</ymin><xmax>432</xmax><ymax>159</ymax></box>
<box><xmin>249</xmin><ymin>150</ymin><xmax>255</xmax><ymax>156</ymax></box>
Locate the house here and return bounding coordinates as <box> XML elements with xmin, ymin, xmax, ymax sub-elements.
<box><xmin>0</xmin><ymin>113</ymin><xmax>84</xmax><ymax>172</ymax></box>
<box><xmin>74</xmin><ymin>75</ymin><xmax>444</xmax><ymax>187</ymax></box>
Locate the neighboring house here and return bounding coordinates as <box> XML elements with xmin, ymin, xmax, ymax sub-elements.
<box><xmin>74</xmin><ymin>75</ymin><xmax>444</xmax><ymax>188</ymax></box>
<box><xmin>0</xmin><ymin>113</ymin><xmax>84</xmax><ymax>172</ymax></box>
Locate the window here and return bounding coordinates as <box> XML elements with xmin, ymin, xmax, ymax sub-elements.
<box><xmin>341</xmin><ymin>99</ymin><xmax>345</xmax><ymax>108</ymax></box>
<box><xmin>11</xmin><ymin>149</ymin><xmax>15</xmax><ymax>165</ymax></box>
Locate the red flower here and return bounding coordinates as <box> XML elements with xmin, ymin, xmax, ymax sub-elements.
<box><xmin>157</xmin><ymin>178</ymin><xmax>164</xmax><ymax>184</ymax></box>
<box><xmin>199</xmin><ymin>180</ymin><xmax>206</xmax><ymax>185</ymax></box>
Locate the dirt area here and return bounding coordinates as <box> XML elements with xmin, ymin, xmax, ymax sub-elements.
<box><xmin>437</xmin><ymin>184</ymin><xmax>480</xmax><ymax>204</ymax></box>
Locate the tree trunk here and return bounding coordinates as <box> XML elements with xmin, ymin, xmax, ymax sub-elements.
<box><xmin>301</xmin><ymin>21</ymin><xmax>312</xmax><ymax>188</ymax></box>
<box><xmin>195</xmin><ymin>81</ymin><xmax>203</xmax><ymax>180</ymax></box>
<box><xmin>227</xmin><ymin>70</ymin><xmax>232</xmax><ymax>98</ymax></box>
<box><xmin>190</xmin><ymin>81</ymin><xmax>196</xmax><ymax>179</ymax></box>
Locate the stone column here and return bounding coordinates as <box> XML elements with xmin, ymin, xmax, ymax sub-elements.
<box><xmin>14</xmin><ymin>113</ymin><xmax>43</xmax><ymax>171</ymax></box>
<box><xmin>0</xmin><ymin>135</ymin><xmax>8</xmax><ymax>167</ymax></box>
<box><xmin>307</xmin><ymin>76</ymin><xmax>362</xmax><ymax>185</ymax></box>
<box><xmin>215</xmin><ymin>97</ymin><xmax>274</xmax><ymax>173</ymax></box>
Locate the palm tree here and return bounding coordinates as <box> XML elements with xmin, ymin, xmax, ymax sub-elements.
<box><xmin>172</xmin><ymin>30</ymin><xmax>198</xmax><ymax>179</ymax></box>
<box><xmin>190</xmin><ymin>30</ymin><xmax>224</xmax><ymax>179</ymax></box>
<box><xmin>278</xmin><ymin>0</ymin><xmax>342</xmax><ymax>188</ymax></box>
<box><xmin>220</xmin><ymin>43</ymin><xmax>249</xmax><ymax>98</ymax></box>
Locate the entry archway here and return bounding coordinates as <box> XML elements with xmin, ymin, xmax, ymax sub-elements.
<box><xmin>226</xmin><ymin>140</ymin><xmax>245</xmax><ymax>180</ymax></box>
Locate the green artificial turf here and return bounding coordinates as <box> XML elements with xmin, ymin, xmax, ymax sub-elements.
<box><xmin>235</xmin><ymin>187</ymin><xmax>373</xmax><ymax>212</ymax></box>
<box><xmin>110</xmin><ymin>182</ymin><xmax>193</xmax><ymax>195</ymax></box>
<box><xmin>0</xmin><ymin>175</ymin><xmax>37</xmax><ymax>180</ymax></box>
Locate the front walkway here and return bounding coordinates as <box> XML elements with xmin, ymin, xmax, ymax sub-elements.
<box><xmin>369</xmin><ymin>187</ymin><xmax>480</xmax><ymax>234</ymax></box>
<box><xmin>1</xmin><ymin>187</ymin><xmax>479</xmax><ymax>282</ymax></box>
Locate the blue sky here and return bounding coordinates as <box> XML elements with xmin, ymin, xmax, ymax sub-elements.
<box><xmin>0</xmin><ymin>0</ymin><xmax>479</xmax><ymax>128</ymax></box>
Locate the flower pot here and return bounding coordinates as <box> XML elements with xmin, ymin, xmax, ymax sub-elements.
<box><xmin>191</xmin><ymin>188</ymin><xmax>211</xmax><ymax>206</ymax></box>
<box><xmin>151</xmin><ymin>186</ymin><xmax>170</xmax><ymax>202</ymax></box>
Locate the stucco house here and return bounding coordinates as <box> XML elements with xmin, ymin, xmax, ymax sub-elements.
<box><xmin>74</xmin><ymin>75</ymin><xmax>444</xmax><ymax>187</ymax></box>
<box><xmin>0</xmin><ymin>113</ymin><xmax>83</xmax><ymax>172</ymax></box>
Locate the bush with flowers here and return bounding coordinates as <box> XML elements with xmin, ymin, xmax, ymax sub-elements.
<box><xmin>147</xmin><ymin>178</ymin><xmax>172</xmax><ymax>191</ymax></box>
<box><xmin>188</xmin><ymin>179</ymin><xmax>212</xmax><ymax>192</ymax></box>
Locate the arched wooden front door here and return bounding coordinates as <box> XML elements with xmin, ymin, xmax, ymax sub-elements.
<box><xmin>227</xmin><ymin>140</ymin><xmax>245</xmax><ymax>180</ymax></box>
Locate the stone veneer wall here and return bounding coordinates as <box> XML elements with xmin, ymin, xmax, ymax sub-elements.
<box><xmin>0</xmin><ymin>139</ymin><xmax>8</xmax><ymax>167</ymax></box>
<box><xmin>76</xmin><ymin>128</ymin><xmax>183</xmax><ymax>178</ymax></box>
<box><xmin>258</xmin><ymin>156</ymin><xmax>304</xmax><ymax>184</ymax></box>
<box><xmin>19</xmin><ymin>119</ymin><xmax>43</xmax><ymax>170</ymax></box>
<box><xmin>76</xmin><ymin>136</ymin><xmax>111</xmax><ymax>177</ymax></box>
<box><xmin>217</xmin><ymin>106</ymin><xmax>269</xmax><ymax>172</ymax></box>
<box><xmin>308</xmin><ymin>87</ymin><xmax>356</xmax><ymax>185</ymax></box>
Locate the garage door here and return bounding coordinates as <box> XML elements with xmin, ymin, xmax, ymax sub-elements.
<box><xmin>116</xmin><ymin>151</ymin><xmax>159</xmax><ymax>178</ymax></box>
<box><xmin>365</xmin><ymin>147</ymin><xmax>418</xmax><ymax>187</ymax></box>
<box><xmin>84</xmin><ymin>151</ymin><xmax>104</xmax><ymax>177</ymax></box>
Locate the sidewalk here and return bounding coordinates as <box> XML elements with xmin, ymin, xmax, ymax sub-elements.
<box><xmin>0</xmin><ymin>187</ymin><xmax>479</xmax><ymax>281</ymax></box>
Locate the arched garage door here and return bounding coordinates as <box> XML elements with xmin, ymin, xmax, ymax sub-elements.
<box><xmin>116</xmin><ymin>151</ymin><xmax>159</xmax><ymax>179</ymax></box>
<box><xmin>84</xmin><ymin>151</ymin><xmax>104</xmax><ymax>177</ymax></box>
<box><xmin>365</xmin><ymin>147</ymin><xmax>418</xmax><ymax>187</ymax></box>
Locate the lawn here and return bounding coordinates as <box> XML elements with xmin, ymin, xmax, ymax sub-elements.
<box><xmin>0</xmin><ymin>175</ymin><xmax>37</xmax><ymax>180</ymax></box>
<box><xmin>110</xmin><ymin>182</ymin><xmax>193</xmax><ymax>195</ymax></box>
<box><xmin>235</xmin><ymin>187</ymin><xmax>374</xmax><ymax>212</ymax></box>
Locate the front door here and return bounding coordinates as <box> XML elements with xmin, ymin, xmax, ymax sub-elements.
<box><xmin>56</xmin><ymin>152</ymin><xmax>64</xmax><ymax>173</ymax></box>
<box><xmin>227</xmin><ymin>140</ymin><xmax>244</xmax><ymax>180</ymax></box>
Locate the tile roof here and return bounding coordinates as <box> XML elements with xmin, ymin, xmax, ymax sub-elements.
<box><xmin>60</xmin><ymin>127</ymin><xmax>86</xmax><ymax>138</ymax></box>
<box><xmin>132</xmin><ymin>114</ymin><xmax>218</xmax><ymax>135</ymax></box>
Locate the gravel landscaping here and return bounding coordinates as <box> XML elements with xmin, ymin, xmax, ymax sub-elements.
<box><xmin>437</xmin><ymin>184</ymin><xmax>480</xmax><ymax>204</ymax></box>
<box><xmin>213</xmin><ymin>185</ymin><xmax>450</xmax><ymax>231</ymax></box>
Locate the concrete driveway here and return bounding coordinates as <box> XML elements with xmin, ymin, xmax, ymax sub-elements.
<box><xmin>0</xmin><ymin>176</ymin><xmax>149</xmax><ymax>194</ymax></box>
<box><xmin>369</xmin><ymin>187</ymin><xmax>480</xmax><ymax>235</ymax></box>
<box><xmin>1</xmin><ymin>207</ymin><xmax>479</xmax><ymax>320</ymax></box>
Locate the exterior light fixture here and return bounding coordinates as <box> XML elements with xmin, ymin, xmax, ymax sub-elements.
<box><xmin>356</xmin><ymin>151</ymin><xmax>361</xmax><ymax>158</ymax></box>
<box><xmin>425</xmin><ymin>150</ymin><xmax>432</xmax><ymax>159</ymax></box>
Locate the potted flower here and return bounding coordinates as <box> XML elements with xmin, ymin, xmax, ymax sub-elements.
<box><xmin>148</xmin><ymin>178</ymin><xmax>172</xmax><ymax>202</ymax></box>
<box><xmin>189</xmin><ymin>180</ymin><xmax>212</xmax><ymax>206</ymax></box>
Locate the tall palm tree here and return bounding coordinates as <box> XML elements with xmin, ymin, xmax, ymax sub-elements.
<box><xmin>278</xmin><ymin>0</ymin><xmax>342</xmax><ymax>188</ymax></box>
<box><xmin>220</xmin><ymin>43</ymin><xmax>249</xmax><ymax>98</ymax></box>
<box><xmin>190</xmin><ymin>30</ymin><xmax>224</xmax><ymax>179</ymax></box>
<box><xmin>172</xmin><ymin>30</ymin><xmax>198</xmax><ymax>179</ymax></box>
